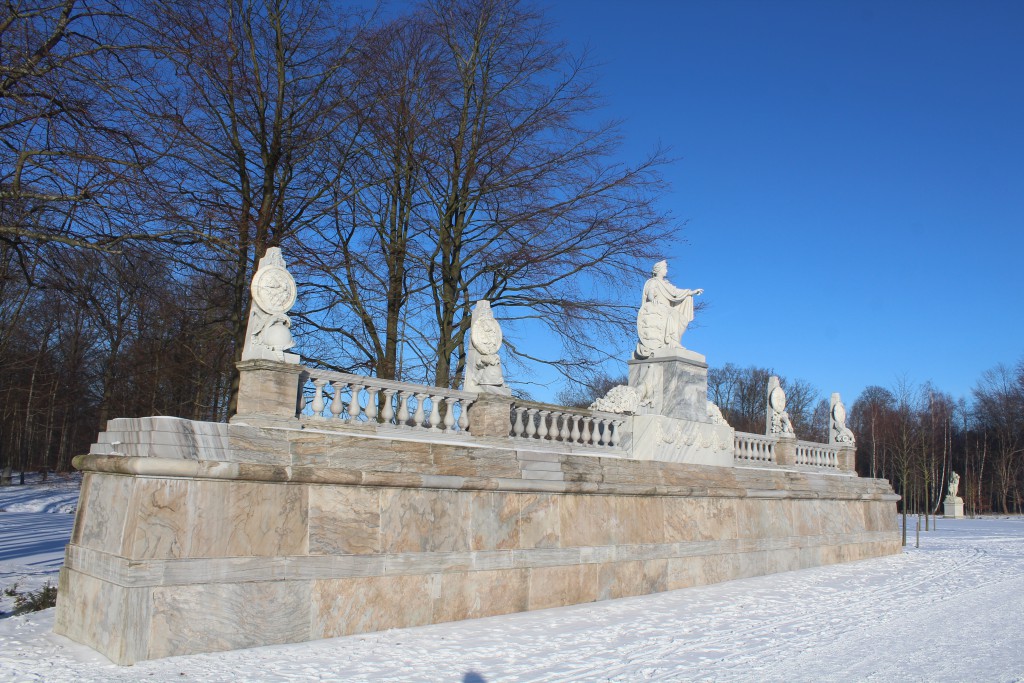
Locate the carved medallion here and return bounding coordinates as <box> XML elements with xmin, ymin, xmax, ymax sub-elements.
<box><xmin>832</xmin><ymin>401</ymin><xmax>847</xmax><ymax>425</ymax></box>
<box><xmin>471</xmin><ymin>318</ymin><xmax>502</xmax><ymax>356</ymax></box>
<box><xmin>251</xmin><ymin>265</ymin><xmax>297</xmax><ymax>314</ymax></box>
<box><xmin>769</xmin><ymin>385</ymin><xmax>787</xmax><ymax>412</ymax></box>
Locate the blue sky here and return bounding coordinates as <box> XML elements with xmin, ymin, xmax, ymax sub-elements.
<box><xmin>521</xmin><ymin>0</ymin><xmax>1024</xmax><ymax>404</ymax></box>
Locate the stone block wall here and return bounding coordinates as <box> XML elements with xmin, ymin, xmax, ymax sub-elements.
<box><xmin>55</xmin><ymin>420</ymin><xmax>900</xmax><ymax>665</ymax></box>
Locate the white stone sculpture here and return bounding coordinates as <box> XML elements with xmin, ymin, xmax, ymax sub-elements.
<box><xmin>634</xmin><ymin>260</ymin><xmax>703</xmax><ymax>359</ymax></box>
<box><xmin>767</xmin><ymin>376</ymin><xmax>795</xmax><ymax>437</ymax></box>
<box><xmin>829</xmin><ymin>392</ymin><xmax>856</xmax><ymax>445</ymax></box>
<box><xmin>589</xmin><ymin>385</ymin><xmax>647</xmax><ymax>414</ymax></box>
<box><xmin>241</xmin><ymin>247</ymin><xmax>299</xmax><ymax>363</ymax></box>
<box><xmin>464</xmin><ymin>300</ymin><xmax>510</xmax><ymax>395</ymax></box>
<box><xmin>707</xmin><ymin>400</ymin><xmax>729</xmax><ymax>426</ymax></box>
<box><xmin>944</xmin><ymin>470</ymin><xmax>964</xmax><ymax>518</ymax></box>
<box><xmin>947</xmin><ymin>471</ymin><xmax>960</xmax><ymax>499</ymax></box>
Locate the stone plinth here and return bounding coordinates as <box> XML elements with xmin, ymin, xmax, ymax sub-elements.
<box><xmin>55</xmin><ymin>418</ymin><xmax>902</xmax><ymax>665</ymax></box>
<box><xmin>837</xmin><ymin>445</ymin><xmax>856</xmax><ymax>472</ymax></box>
<box><xmin>943</xmin><ymin>496</ymin><xmax>964</xmax><ymax>518</ymax></box>
<box><xmin>628</xmin><ymin>347</ymin><xmax>708</xmax><ymax>422</ymax></box>
<box><xmin>627</xmin><ymin>348</ymin><xmax>733</xmax><ymax>466</ymax></box>
<box><xmin>630</xmin><ymin>415</ymin><xmax>733</xmax><ymax>466</ymax></box>
<box><xmin>775</xmin><ymin>436</ymin><xmax>797</xmax><ymax>467</ymax></box>
<box><xmin>468</xmin><ymin>394</ymin><xmax>513</xmax><ymax>437</ymax></box>
<box><xmin>233</xmin><ymin>359</ymin><xmax>305</xmax><ymax>424</ymax></box>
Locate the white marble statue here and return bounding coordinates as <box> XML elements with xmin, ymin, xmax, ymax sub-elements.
<box><xmin>829</xmin><ymin>392</ymin><xmax>856</xmax><ymax>445</ymax></box>
<box><xmin>464</xmin><ymin>300</ymin><xmax>510</xmax><ymax>395</ymax></box>
<box><xmin>241</xmin><ymin>247</ymin><xmax>299</xmax><ymax>363</ymax></box>
<box><xmin>948</xmin><ymin>471</ymin><xmax>960</xmax><ymax>499</ymax></box>
<box><xmin>767</xmin><ymin>376</ymin><xmax>795</xmax><ymax>437</ymax></box>
<box><xmin>634</xmin><ymin>260</ymin><xmax>703</xmax><ymax>359</ymax></box>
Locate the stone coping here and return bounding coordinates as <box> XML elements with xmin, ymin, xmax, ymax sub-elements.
<box><xmin>73</xmin><ymin>454</ymin><xmax>899</xmax><ymax>501</ymax></box>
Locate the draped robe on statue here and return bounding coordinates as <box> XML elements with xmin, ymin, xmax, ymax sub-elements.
<box><xmin>635</xmin><ymin>276</ymin><xmax>697</xmax><ymax>358</ymax></box>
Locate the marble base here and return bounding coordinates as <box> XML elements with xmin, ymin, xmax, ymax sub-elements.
<box><xmin>628</xmin><ymin>347</ymin><xmax>709</xmax><ymax>422</ymax></box>
<box><xmin>630</xmin><ymin>415</ymin><xmax>734</xmax><ymax>466</ymax></box>
<box><xmin>943</xmin><ymin>497</ymin><xmax>964</xmax><ymax>518</ymax></box>
<box><xmin>55</xmin><ymin>418</ymin><xmax>902</xmax><ymax>665</ymax></box>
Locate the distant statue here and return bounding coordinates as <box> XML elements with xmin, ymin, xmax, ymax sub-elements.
<box><xmin>948</xmin><ymin>471</ymin><xmax>960</xmax><ymax>499</ymax></box>
<box><xmin>634</xmin><ymin>260</ymin><xmax>703</xmax><ymax>359</ymax></box>
<box><xmin>767</xmin><ymin>376</ymin><xmax>795</xmax><ymax>437</ymax></box>
<box><xmin>829</xmin><ymin>393</ymin><xmax>855</xmax><ymax>445</ymax></box>
<box><xmin>464</xmin><ymin>300</ymin><xmax>510</xmax><ymax>396</ymax></box>
<box><xmin>241</xmin><ymin>247</ymin><xmax>299</xmax><ymax>363</ymax></box>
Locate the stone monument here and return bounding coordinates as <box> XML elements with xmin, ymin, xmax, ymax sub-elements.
<box><xmin>53</xmin><ymin>248</ymin><xmax>902</xmax><ymax>666</ymax></box>
<box><xmin>241</xmin><ymin>247</ymin><xmax>299</xmax><ymax>363</ymax></box>
<box><xmin>766</xmin><ymin>376</ymin><xmax>795</xmax><ymax>437</ymax></box>
<box><xmin>627</xmin><ymin>260</ymin><xmax>731</xmax><ymax>465</ymax></box>
<box><xmin>944</xmin><ymin>471</ymin><xmax>964</xmax><ymax>518</ymax></box>
<box><xmin>463</xmin><ymin>300</ymin><xmax>510</xmax><ymax>396</ymax></box>
<box><xmin>829</xmin><ymin>393</ymin><xmax>855</xmax><ymax>445</ymax></box>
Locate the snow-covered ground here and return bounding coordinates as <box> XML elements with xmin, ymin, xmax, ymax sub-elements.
<box><xmin>1</xmin><ymin>477</ymin><xmax>1022</xmax><ymax>682</ymax></box>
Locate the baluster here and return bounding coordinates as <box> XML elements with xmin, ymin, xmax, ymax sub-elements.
<box><xmin>382</xmin><ymin>389</ymin><xmax>397</xmax><ymax>425</ymax></box>
<box><xmin>348</xmin><ymin>384</ymin><xmax>362</xmax><ymax>421</ymax></box>
<box><xmin>443</xmin><ymin>397</ymin><xmax>457</xmax><ymax>432</ymax></box>
<box><xmin>525</xmin><ymin>409</ymin><xmax>538</xmax><ymax>438</ymax></box>
<box><xmin>311</xmin><ymin>379</ymin><xmax>327</xmax><ymax>417</ymax></box>
<box><xmin>569</xmin><ymin>415</ymin><xmax>581</xmax><ymax>443</ymax></box>
<box><xmin>330</xmin><ymin>381</ymin><xmax>345</xmax><ymax>419</ymax></box>
<box><xmin>512</xmin><ymin>407</ymin><xmax>526</xmax><ymax>437</ymax></box>
<box><xmin>609</xmin><ymin>420</ymin><xmax>620</xmax><ymax>447</ymax></box>
<box><xmin>536</xmin><ymin>411</ymin><xmax>549</xmax><ymax>439</ymax></box>
<box><xmin>364</xmin><ymin>385</ymin><xmax>379</xmax><ymax>422</ymax></box>
<box><xmin>413</xmin><ymin>393</ymin><xmax>427</xmax><ymax>428</ymax></box>
<box><xmin>580</xmin><ymin>417</ymin><xmax>592</xmax><ymax>445</ymax></box>
<box><xmin>547</xmin><ymin>412</ymin><xmax>561</xmax><ymax>441</ymax></box>
<box><xmin>594</xmin><ymin>418</ymin><xmax>605</xmax><ymax>446</ymax></box>
<box><xmin>558</xmin><ymin>413</ymin><xmax>570</xmax><ymax>442</ymax></box>
<box><xmin>428</xmin><ymin>395</ymin><xmax>443</xmax><ymax>430</ymax></box>
<box><xmin>458</xmin><ymin>400</ymin><xmax>472</xmax><ymax>432</ymax></box>
<box><xmin>397</xmin><ymin>391</ymin><xmax>411</xmax><ymax>427</ymax></box>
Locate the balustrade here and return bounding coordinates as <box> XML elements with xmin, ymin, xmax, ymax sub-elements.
<box><xmin>301</xmin><ymin>370</ymin><xmax>475</xmax><ymax>435</ymax></box>
<box><xmin>733</xmin><ymin>432</ymin><xmax>777</xmax><ymax>464</ymax></box>
<box><xmin>508</xmin><ymin>403</ymin><xmax>626</xmax><ymax>450</ymax></box>
<box><xmin>795</xmin><ymin>441</ymin><xmax>840</xmax><ymax>469</ymax></box>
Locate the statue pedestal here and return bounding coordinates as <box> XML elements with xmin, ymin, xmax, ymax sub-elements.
<box><xmin>628</xmin><ymin>347</ymin><xmax>708</xmax><ymax>422</ymax></box>
<box><xmin>627</xmin><ymin>347</ymin><xmax>733</xmax><ymax>466</ymax></box>
<box><xmin>943</xmin><ymin>496</ymin><xmax>964</xmax><ymax>518</ymax></box>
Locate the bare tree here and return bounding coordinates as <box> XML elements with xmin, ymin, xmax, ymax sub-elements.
<box><xmin>124</xmin><ymin>0</ymin><xmax>363</xmax><ymax>412</ymax></box>
<box><xmin>850</xmin><ymin>385</ymin><xmax>895</xmax><ymax>479</ymax></box>
<box><xmin>973</xmin><ymin>363</ymin><xmax>1024</xmax><ymax>513</ymax></box>
<box><xmin>300</xmin><ymin>0</ymin><xmax>676</xmax><ymax>390</ymax></box>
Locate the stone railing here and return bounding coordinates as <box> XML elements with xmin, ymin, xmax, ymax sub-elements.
<box><xmin>795</xmin><ymin>441</ymin><xmax>840</xmax><ymax>469</ymax></box>
<box><xmin>733</xmin><ymin>432</ymin><xmax>776</xmax><ymax>464</ymax></box>
<box><xmin>509</xmin><ymin>400</ymin><xmax>627</xmax><ymax>450</ymax></box>
<box><xmin>301</xmin><ymin>369</ymin><xmax>476</xmax><ymax>435</ymax></box>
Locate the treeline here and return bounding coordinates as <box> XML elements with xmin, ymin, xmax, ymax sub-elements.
<box><xmin>1</xmin><ymin>0</ymin><xmax>674</xmax><ymax>479</ymax></box>
<box><xmin>850</xmin><ymin>363</ymin><xmax>1024</xmax><ymax>516</ymax></box>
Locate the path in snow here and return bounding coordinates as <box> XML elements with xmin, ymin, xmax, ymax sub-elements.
<box><xmin>0</xmin><ymin>477</ymin><xmax>78</xmax><ymax>614</ymax></box>
<box><xmin>0</xmin><ymin>478</ymin><xmax>1021</xmax><ymax>682</ymax></box>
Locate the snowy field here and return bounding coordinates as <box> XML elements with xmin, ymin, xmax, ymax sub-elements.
<box><xmin>1</xmin><ymin>477</ymin><xmax>1022</xmax><ymax>682</ymax></box>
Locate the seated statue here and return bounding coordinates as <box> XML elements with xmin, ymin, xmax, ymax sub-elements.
<box><xmin>635</xmin><ymin>260</ymin><xmax>703</xmax><ymax>359</ymax></box>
